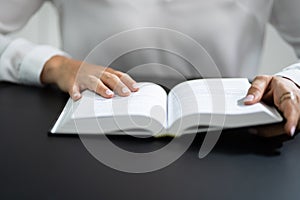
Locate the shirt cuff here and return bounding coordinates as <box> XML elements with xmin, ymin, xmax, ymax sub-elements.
<box><xmin>275</xmin><ymin>62</ymin><xmax>300</xmax><ymax>87</ymax></box>
<box><xmin>19</xmin><ymin>45</ymin><xmax>68</xmax><ymax>85</ymax></box>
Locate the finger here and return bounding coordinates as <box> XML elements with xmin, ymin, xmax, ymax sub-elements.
<box><xmin>280</xmin><ymin>101</ymin><xmax>299</xmax><ymax>136</ymax></box>
<box><xmin>119</xmin><ymin>73</ymin><xmax>139</xmax><ymax>92</ymax></box>
<box><xmin>86</xmin><ymin>75</ymin><xmax>114</xmax><ymax>98</ymax></box>
<box><xmin>69</xmin><ymin>84</ymin><xmax>82</xmax><ymax>101</ymax></box>
<box><xmin>100</xmin><ymin>72</ymin><xmax>131</xmax><ymax>96</ymax></box>
<box><xmin>244</xmin><ymin>75</ymin><xmax>272</xmax><ymax>105</ymax></box>
<box><xmin>105</xmin><ymin>68</ymin><xmax>139</xmax><ymax>92</ymax></box>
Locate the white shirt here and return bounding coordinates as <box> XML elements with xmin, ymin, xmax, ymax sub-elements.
<box><xmin>0</xmin><ymin>0</ymin><xmax>300</xmax><ymax>85</ymax></box>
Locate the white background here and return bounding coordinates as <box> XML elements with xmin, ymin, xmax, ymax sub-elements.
<box><xmin>10</xmin><ymin>2</ymin><xmax>298</xmax><ymax>75</ymax></box>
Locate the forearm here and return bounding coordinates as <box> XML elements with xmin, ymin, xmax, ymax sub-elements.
<box><xmin>0</xmin><ymin>36</ymin><xmax>68</xmax><ymax>85</ymax></box>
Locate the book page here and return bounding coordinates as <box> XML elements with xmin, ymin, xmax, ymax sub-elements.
<box><xmin>167</xmin><ymin>78</ymin><xmax>282</xmax><ymax>128</ymax></box>
<box><xmin>73</xmin><ymin>82</ymin><xmax>168</xmax><ymax>128</ymax></box>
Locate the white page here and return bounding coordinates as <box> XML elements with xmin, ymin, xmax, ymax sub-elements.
<box><xmin>73</xmin><ymin>82</ymin><xmax>168</xmax><ymax>128</ymax></box>
<box><xmin>167</xmin><ymin>78</ymin><xmax>281</xmax><ymax>127</ymax></box>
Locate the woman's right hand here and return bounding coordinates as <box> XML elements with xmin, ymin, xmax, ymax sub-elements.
<box><xmin>40</xmin><ymin>55</ymin><xmax>139</xmax><ymax>100</ymax></box>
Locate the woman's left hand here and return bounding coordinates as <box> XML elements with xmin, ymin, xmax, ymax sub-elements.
<box><xmin>244</xmin><ymin>75</ymin><xmax>300</xmax><ymax>137</ymax></box>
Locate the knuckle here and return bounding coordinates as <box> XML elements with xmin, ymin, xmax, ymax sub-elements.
<box><xmin>253</xmin><ymin>75</ymin><xmax>271</xmax><ymax>86</ymax></box>
<box><xmin>273</xmin><ymin>76</ymin><xmax>282</xmax><ymax>82</ymax></box>
<box><xmin>249</xmin><ymin>85</ymin><xmax>263</xmax><ymax>93</ymax></box>
<box><xmin>110</xmin><ymin>74</ymin><xmax>120</xmax><ymax>82</ymax></box>
<box><xmin>105</xmin><ymin>67</ymin><xmax>114</xmax><ymax>72</ymax></box>
<box><xmin>254</xmin><ymin>75</ymin><xmax>267</xmax><ymax>81</ymax></box>
<box><xmin>121</xmin><ymin>74</ymin><xmax>133</xmax><ymax>84</ymax></box>
<box><xmin>274</xmin><ymin>77</ymin><xmax>287</xmax><ymax>88</ymax></box>
<box><xmin>101</xmin><ymin>72</ymin><xmax>119</xmax><ymax>81</ymax></box>
<box><xmin>101</xmin><ymin>72</ymin><xmax>112</xmax><ymax>80</ymax></box>
<box><xmin>115</xmin><ymin>71</ymin><xmax>125</xmax><ymax>78</ymax></box>
<box><xmin>87</xmin><ymin>75</ymin><xmax>97</xmax><ymax>84</ymax></box>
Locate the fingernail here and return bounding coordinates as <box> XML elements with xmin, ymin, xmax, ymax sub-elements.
<box><xmin>132</xmin><ymin>83</ymin><xmax>139</xmax><ymax>89</ymax></box>
<box><xmin>105</xmin><ymin>89</ymin><xmax>114</xmax><ymax>96</ymax></box>
<box><xmin>244</xmin><ymin>94</ymin><xmax>255</xmax><ymax>102</ymax></box>
<box><xmin>290</xmin><ymin>126</ymin><xmax>296</xmax><ymax>137</ymax></box>
<box><xmin>122</xmin><ymin>87</ymin><xmax>130</xmax><ymax>94</ymax></box>
<box><xmin>73</xmin><ymin>93</ymin><xmax>80</xmax><ymax>99</ymax></box>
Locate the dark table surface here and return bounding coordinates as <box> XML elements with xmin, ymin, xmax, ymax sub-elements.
<box><xmin>0</xmin><ymin>82</ymin><xmax>300</xmax><ymax>200</ymax></box>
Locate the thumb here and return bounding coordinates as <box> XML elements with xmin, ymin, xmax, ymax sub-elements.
<box><xmin>69</xmin><ymin>84</ymin><xmax>82</xmax><ymax>101</ymax></box>
<box><xmin>244</xmin><ymin>75</ymin><xmax>272</xmax><ymax>105</ymax></box>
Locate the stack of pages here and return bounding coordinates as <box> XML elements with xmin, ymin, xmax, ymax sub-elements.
<box><xmin>51</xmin><ymin>78</ymin><xmax>282</xmax><ymax>136</ymax></box>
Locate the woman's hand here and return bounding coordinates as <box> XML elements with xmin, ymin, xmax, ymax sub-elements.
<box><xmin>244</xmin><ymin>75</ymin><xmax>300</xmax><ymax>136</ymax></box>
<box><xmin>40</xmin><ymin>55</ymin><xmax>139</xmax><ymax>100</ymax></box>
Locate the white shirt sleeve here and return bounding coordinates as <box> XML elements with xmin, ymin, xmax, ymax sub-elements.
<box><xmin>270</xmin><ymin>0</ymin><xmax>300</xmax><ymax>86</ymax></box>
<box><xmin>0</xmin><ymin>0</ymin><xmax>67</xmax><ymax>86</ymax></box>
<box><xmin>275</xmin><ymin>62</ymin><xmax>300</xmax><ymax>86</ymax></box>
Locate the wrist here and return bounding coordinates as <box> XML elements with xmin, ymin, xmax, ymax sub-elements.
<box><xmin>276</xmin><ymin>75</ymin><xmax>300</xmax><ymax>88</ymax></box>
<box><xmin>40</xmin><ymin>55</ymin><xmax>68</xmax><ymax>84</ymax></box>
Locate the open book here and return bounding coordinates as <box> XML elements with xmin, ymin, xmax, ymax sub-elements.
<box><xmin>51</xmin><ymin>78</ymin><xmax>283</xmax><ymax>136</ymax></box>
